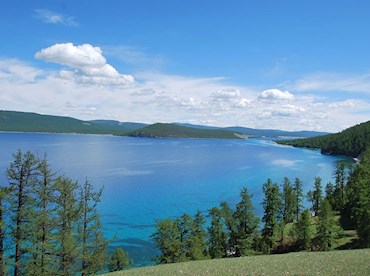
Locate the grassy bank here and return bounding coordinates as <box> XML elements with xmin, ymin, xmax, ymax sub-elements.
<box><xmin>106</xmin><ymin>249</ymin><xmax>370</xmax><ymax>275</ymax></box>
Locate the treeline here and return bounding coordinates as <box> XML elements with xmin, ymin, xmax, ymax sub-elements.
<box><xmin>152</xmin><ymin>156</ymin><xmax>370</xmax><ymax>264</ymax></box>
<box><xmin>277</xmin><ymin>120</ymin><xmax>370</xmax><ymax>158</ymax></box>
<box><xmin>0</xmin><ymin>150</ymin><xmax>131</xmax><ymax>275</ymax></box>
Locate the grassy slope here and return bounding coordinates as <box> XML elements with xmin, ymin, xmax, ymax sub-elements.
<box><xmin>0</xmin><ymin>110</ymin><xmax>142</xmax><ymax>135</ymax></box>
<box><xmin>128</xmin><ymin>123</ymin><xmax>242</xmax><ymax>139</ymax></box>
<box><xmin>107</xmin><ymin>249</ymin><xmax>370</xmax><ymax>276</ymax></box>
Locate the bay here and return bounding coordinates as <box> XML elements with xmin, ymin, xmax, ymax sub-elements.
<box><xmin>0</xmin><ymin>132</ymin><xmax>348</xmax><ymax>266</ymax></box>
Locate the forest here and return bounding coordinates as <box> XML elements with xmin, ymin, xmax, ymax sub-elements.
<box><xmin>151</xmin><ymin>148</ymin><xmax>370</xmax><ymax>264</ymax></box>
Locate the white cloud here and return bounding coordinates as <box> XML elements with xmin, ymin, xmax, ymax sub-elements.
<box><xmin>34</xmin><ymin>9</ymin><xmax>78</xmax><ymax>26</ymax></box>
<box><xmin>293</xmin><ymin>72</ymin><xmax>370</xmax><ymax>94</ymax></box>
<box><xmin>1</xmin><ymin>56</ymin><xmax>370</xmax><ymax>132</ymax></box>
<box><xmin>35</xmin><ymin>43</ymin><xmax>134</xmax><ymax>86</ymax></box>
<box><xmin>258</xmin><ymin>89</ymin><xmax>294</xmax><ymax>101</ymax></box>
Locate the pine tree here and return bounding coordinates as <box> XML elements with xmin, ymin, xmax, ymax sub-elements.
<box><xmin>54</xmin><ymin>176</ymin><xmax>81</xmax><ymax>275</ymax></box>
<box><xmin>187</xmin><ymin>211</ymin><xmax>207</xmax><ymax>260</ymax></box>
<box><xmin>151</xmin><ymin>218</ymin><xmax>181</xmax><ymax>264</ymax></box>
<box><xmin>316</xmin><ymin>199</ymin><xmax>338</xmax><ymax>251</ymax></box>
<box><xmin>333</xmin><ymin>161</ymin><xmax>347</xmax><ymax>210</ymax></box>
<box><xmin>25</xmin><ymin>156</ymin><xmax>56</xmax><ymax>276</ymax></box>
<box><xmin>6</xmin><ymin>150</ymin><xmax>39</xmax><ymax>276</ymax></box>
<box><xmin>293</xmin><ymin>178</ymin><xmax>303</xmax><ymax>221</ymax></box>
<box><xmin>109</xmin><ymin>248</ymin><xmax>132</xmax><ymax>272</ymax></box>
<box><xmin>293</xmin><ymin>209</ymin><xmax>313</xmax><ymax>251</ymax></box>
<box><xmin>234</xmin><ymin>187</ymin><xmax>259</xmax><ymax>256</ymax></box>
<box><xmin>177</xmin><ymin>213</ymin><xmax>192</xmax><ymax>262</ymax></box>
<box><xmin>79</xmin><ymin>180</ymin><xmax>108</xmax><ymax>275</ymax></box>
<box><xmin>345</xmin><ymin>147</ymin><xmax>370</xmax><ymax>246</ymax></box>
<box><xmin>208</xmin><ymin>207</ymin><xmax>227</xmax><ymax>259</ymax></box>
<box><xmin>281</xmin><ymin>177</ymin><xmax>295</xmax><ymax>224</ymax></box>
<box><xmin>0</xmin><ymin>187</ymin><xmax>9</xmax><ymax>276</ymax></box>
<box><xmin>220</xmin><ymin>201</ymin><xmax>237</xmax><ymax>256</ymax></box>
<box><xmin>307</xmin><ymin>177</ymin><xmax>323</xmax><ymax>216</ymax></box>
<box><xmin>261</xmin><ymin>179</ymin><xmax>281</xmax><ymax>254</ymax></box>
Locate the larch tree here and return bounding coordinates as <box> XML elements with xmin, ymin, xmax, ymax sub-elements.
<box><xmin>208</xmin><ymin>207</ymin><xmax>227</xmax><ymax>259</ymax></box>
<box><xmin>234</xmin><ymin>187</ymin><xmax>259</xmax><ymax>256</ymax></box>
<box><xmin>293</xmin><ymin>178</ymin><xmax>303</xmax><ymax>221</ymax></box>
<box><xmin>6</xmin><ymin>150</ymin><xmax>39</xmax><ymax>276</ymax></box>
<box><xmin>261</xmin><ymin>178</ymin><xmax>281</xmax><ymax>254</ymax></box>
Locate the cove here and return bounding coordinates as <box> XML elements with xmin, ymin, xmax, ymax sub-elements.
<box><xmin>0</xmin><ymin>132</ymin><xmax>349</xmax><ymax>267</ymax></box>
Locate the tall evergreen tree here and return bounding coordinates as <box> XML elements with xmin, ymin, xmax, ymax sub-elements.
<box><xmin>316</xmin><ymin>199</ymin><xmax>339</xmax><ymax>251</ymax></box>
<box><xmin>151</xmin><ymin>218</ymin><xmax>181</xmax><ymax>264</ymax></box>
<box><xmin>25</xmin><ymin>156</ymin><xmax>56</xmax><ymax>276</ymax></box>
<box><xmin>7</xmin><ymin>150</ymin><xmax>39</xmax><ymax>276</ymax></box>
<box><xmin>261</xmin><ymin>179</ymin><xmax>281</xmax><ymax>254</ymax></box>
<box><xmin>292</xmin><ymin>209</ymin><xmax>313</xmax><ymax>251</ymax></box>
<box><xmin>281</xmin><ymin>177</ymin><xmax>295</xmax><ymax>224</ymax></box>
<box><xmin>307</xmin><ymin>177</ymin><xmax>323</xmax><ymax>216</ymax></box>
<box><xmin>345</xmin><ymin>147</ymin><xmax>370</xmax><ymax>246</ymax></box>
<box><xmin>0</xmin><ymin>187</ymin><xmax>9</xmax><ymax>276</ymax></box>
<box><xmin>187</xmin><ymin>211</ymin><xmax>207</xmax><ymax>260</ymax></box>
<box><xmin>79</xmin><ymin>180</ymin><xmax>108</xmax><ymax>275</ymax></box>
<box><xmin>293</xmin><ymin>178</ymin><xmax>303</xmax><ymax>221</ymax></box>
<box><xmin>220</xmin><ymin>201</ymin><xmax>237</xmax><ymax>256</ymax></box>
<box><xmin>208</xmin><ymin>207</ymin><xmax>227</xmax><ymax>259</ymax></box>
<box><xmin>234</xmin><ymin>187</ymin><xmax>259</xmax><ymax>256</ymax></box>
<box><xmin>54</xmin><ymin>176</ymin><xmax>81</xmax><ymax>275</ymax></box>
<box><xmin>333</xmin><ymin>161</ymin><xmax>347</xmax><ymax>211</ymax></box>
<box><xmin>177</xmin><ymin>213</ymin><xmax>192</xmax><ymax>262</ymax></box>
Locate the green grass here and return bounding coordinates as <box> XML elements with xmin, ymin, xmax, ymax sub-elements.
<box><xmin>106</xmin><ymin>249</ymin><xmax>370</xmax><ymax>275</ymax></box>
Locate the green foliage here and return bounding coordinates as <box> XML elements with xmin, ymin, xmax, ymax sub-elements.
<box><xmin>281</xmin><ymin>177</ymin><xmax>295</xmax><ymax>224</ymax></box>
<box><xmin>345</xmin><ymin>147</ymin><xmax>370</xmax><ymax>246</ymax></box>
<box><xmin>109</xmin><ymin>248</ymin><xmax>132</xmax><ymax>272</ymax></box>
<box><xmin>316</xmin><ymin>200</ymin><xmax>340</xmax><ymax>251</ymax></box>
<box><xmin>277</xmin><ymin>120</ymin><xmax>370</xmax><ymax>158</ymax></box>
<box><xmin>307</xmin><ymin>177</ymin><xmax>323</xmax><ymax>216</ymax></box>
<box><xmin>261</xmin><ymin>179</ymin><xmax>281</xmax><ymax>254</ymax></box>
<box><xmin>128</xmin><ymin>123</ymin><xmax>242</xmax><ymax>139</ymax></box>
<box><xmin>293</xmin><ymin>178</ymin><xmax>304</xmax><ymax>221</ymax></box>
<box><xmin>208</xmin><ymin>207</ymin><xmax>227</xmax><ymax>258</ymax></box>
<box><xmin>292</xmin><ymin>209</ymin><xmax>314</xmax><ymax>250</ymax></box>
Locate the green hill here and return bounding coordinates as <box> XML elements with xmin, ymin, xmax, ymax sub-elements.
<box><xmin>128</xmin><ymin>123</ymin><xmax>242</xmax><ymax>139</ymax></box>
<box><xmin>0</xmin><ymin>110</ymin><xmax>145</xmax><ymax>135</ymax></box>
<box><xmin>106</xmin><ymin>249</ymin><xmax>370</xmax><ymax>276</ymax></box>
<box><xmin>277</xmin><ymin>120</ymin><xmax>370</xmax><ymax>158</ymax></box>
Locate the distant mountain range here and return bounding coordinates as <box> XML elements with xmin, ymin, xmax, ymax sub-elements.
<box><xmin>0</xmin><ymin>110</ymin><xmax>329</xmax><ymax>139</ymax></box>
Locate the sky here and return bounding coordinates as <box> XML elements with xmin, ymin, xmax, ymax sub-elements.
<box><xmin>1</xmin><ymin>0</ymin><xmax>370</xmax><ymax>132</ymax></box>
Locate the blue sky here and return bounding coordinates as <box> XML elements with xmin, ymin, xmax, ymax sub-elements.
<box><xmin>1</xmin><ymin>0</ymin><xmax>370</xmax><ymax>131</ymax></box>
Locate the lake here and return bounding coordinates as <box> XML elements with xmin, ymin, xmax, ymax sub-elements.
<box><xmin>0</xmin><ymin>132</ymin><xmax>348</xmax><ymax>266</ymax></box>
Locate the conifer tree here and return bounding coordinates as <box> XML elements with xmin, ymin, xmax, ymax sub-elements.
<box><xmin>293</xmin><ymin>209</ymin><xmax>313</xmax><ymax>251</ymax></box>
<box><xmin>220</xmin><ymin>201</ymin><xmax>237</xmax><ymax>256</ymax></box>
<box><xmin>151</xmin><ymin>218</ymin><xmax>181</xmax><ymax>264</ymax></box>
<box><xmin>0</xmin><ymin>187</ymin><xmax>9</xmax><ymax>276</ymax></box>
<box><xmin>307</xmin><ymin>177</ymin><xmax>323</xmax><ymax>216</ymax></box>
<box><xmin>333</xmin><ymin>162</ymin><xmax>347</xmax><ymax>211</ymax></box>
<box><xmin>234</xmin><ymin>187</ymin><xmax>259</xmax><ymax>256</ymax></box>
<box><xmin>281</xmin><ymin>177</ymin><xmax>295</xmax><ymax>224</ymax></box>
<box><xmin>261</xmin><ymin>179</ymin><xmax>281</xmax><ymax>254</ymax></box>
<box><xmin>293</xmin><ymin>178</ymin><xmax>303</xmax><ymax>221</ymax></box>
<box><xmin>109</xmin><ymin>248</ymin><xmax>132</xmax><ymax>272</ymax></box>
<box><xmin>208</xmin><ymin>207</ymin><xmax>227</xmax><ymax>258</ymax></box>
<box><xmin>25</xmin><ymin>156</ymin><xmax>56</xmax><ymax>276</ymax></box>
<box><xmin>177</xmin><ymin>213</ymin><xmax>192</xmax><ymax>262</ymax></box>
<box><xmin>316</xmin><ymin>199</ymin><xmax>338</xmax><ymax>251</ymax></box>
<box><xmin>54</xmin><ymin>176</ymin><xmax>81</xmax><ymax>275</ymax></box>
<box><xmin>79</xmin><ymin>180</ymin><xmax>108</xmax><ymax>275</ymax></box>
<box><xmin>188</xmin><ymin>210</ymin><xmax>207</xmax><ymax>260</ymax></box>
<box><xmin>7</xmin><ymin>150</ymin><xmax>39</xmax><ymax>276</ymax></box>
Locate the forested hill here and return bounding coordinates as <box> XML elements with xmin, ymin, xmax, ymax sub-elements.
<box><xmin>0</xmin><ymin>110</ymin><xmax>146</xmax><ymax>135</ymax></box>
<box><xmin>128</xmin><ymin>123</ymin><xmax>243</xmax><ymax>139</ymax></box>
<box><xmin>277</xmin><ymin>120</ymin><xmax>370</xmax><ymax>158</ymax></box>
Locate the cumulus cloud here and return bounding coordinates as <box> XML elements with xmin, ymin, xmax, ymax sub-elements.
<box><xmin>35</xmin><ymin>43</ymin><xmax>134</xmax><ymax>86</ymax></box>
<box><xmin>258</xmin><ymin>89</ymin><xmax>294</xmax><ymax>101</ymax></box>
<box><xmin>34</xmin><ymin>9</ymin><xmax>78</xmax><ymax>26</ymax></box>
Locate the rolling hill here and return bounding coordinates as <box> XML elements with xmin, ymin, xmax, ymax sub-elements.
<box><xmin>128</xmin><ymin>123</ymin><xmax>243</xmax><ymax>139</ymax></box>
<box><xmin>0</xmin><ymin>110</ymin><xmax>146</xmax><ymax>135</ymax></box>
<box><xmin>277</xmin><ymin>120</ymin><xmax>370</xmax><ymax>158</ymax></box>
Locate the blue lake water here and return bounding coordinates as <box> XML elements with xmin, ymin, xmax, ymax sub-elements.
<box><xmin>0</xmin><ymin>132</ymin><xmax>349</xmax><ymax>266</ymax></box>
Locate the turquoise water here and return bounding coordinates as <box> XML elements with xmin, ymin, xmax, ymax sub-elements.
<box><xmin>0</xmin><ymin>133</ymin><xmax>348</xmax><ymax>266</ymax></box>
